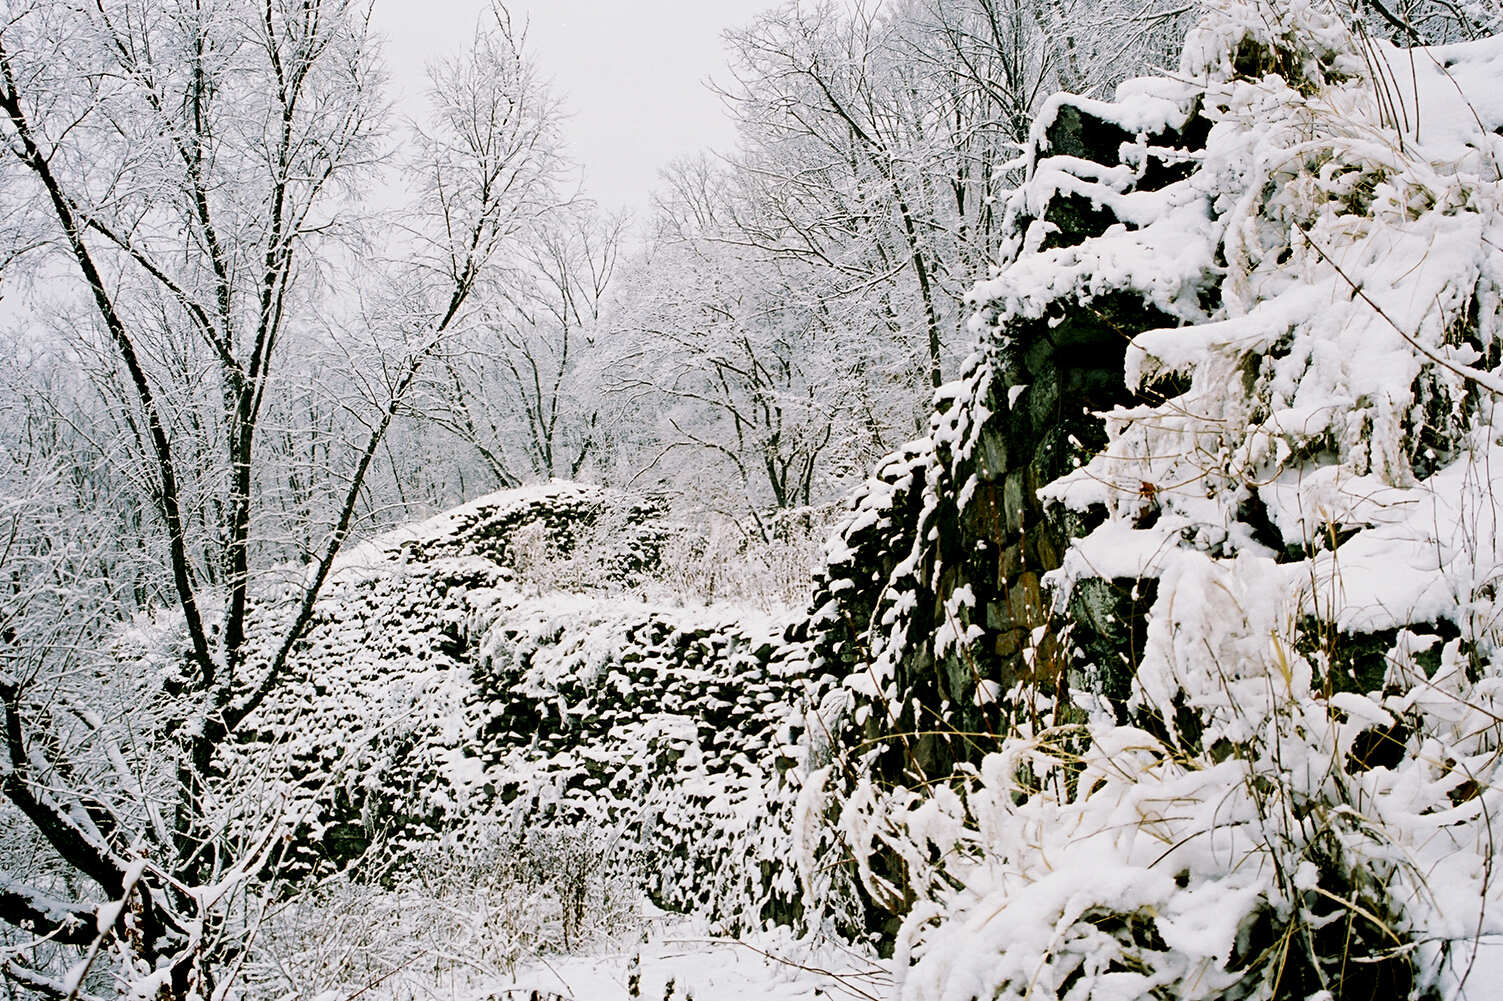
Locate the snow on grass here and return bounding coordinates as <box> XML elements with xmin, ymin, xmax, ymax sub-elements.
<box><xmin>250</xmin><ymin>904</ymin><xmax>886</xmax><ymax>1001</ymax></box>
<box><xmin>494</xmin><ymin>925</ymin><xmax>889</xmax><ymax>1001</ymax></box>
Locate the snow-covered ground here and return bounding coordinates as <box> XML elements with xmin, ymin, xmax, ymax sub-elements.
<box><xmin>400</xmin><ymin>926</ymin><xmax>889</xmax><ymax>1001</ymax></box>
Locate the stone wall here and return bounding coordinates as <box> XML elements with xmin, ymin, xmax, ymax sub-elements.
<box><xmin>236</xmin><ymin>94</ymin><xmax>1224</xmax><ymax>939</ymax></box>
<box><xmin>801</xmin><ymin>90</ymin><xmax>1213</xmax><ymax>790</ymax></box>
<box><xmin>232</xmin><ymin>483</ymin><xmax>827</xmax><ymax>928</ymax></box>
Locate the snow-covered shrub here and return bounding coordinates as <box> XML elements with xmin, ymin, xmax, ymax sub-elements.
<box><xmin>454</xmin><ymin>482</ymin><xmax>832</xmax><ymax>609</ymax></box>
<box><xmin>863</xmin><ymin>641</ymin><xmax>1483</xmax><ymax>999</ymax></box>
<box><xmin>241</xmin><ymin>823</ymin><xmax>646</xmax><ymax>1001</ymax></box>
<box><xmin>500</xmin><ymin>489</ymin><xmax>675</xmax><ymax>593</ymax></box>
<box><xmin>649</xmin><ymin>505</ymin><xmax>839</xmax><ymax>609</ymax></box>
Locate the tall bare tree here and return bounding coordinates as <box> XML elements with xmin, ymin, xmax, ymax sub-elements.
<box><xmin>419</xmin><ymin>203</ymin><xmax>623</xmax><ymax>489</ymax></box>
<box><xmin>0</xmin><ymin>1</ymin><xmax>563</xmax><ymax>995</ymax></box>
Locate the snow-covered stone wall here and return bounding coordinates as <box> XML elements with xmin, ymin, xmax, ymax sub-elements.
<box><xmin>217</xmin><ymin>4</ymin><xmax>1503</xmax><ymax>994</ymax></box>
<box><xmin>797</xmin><ymin>2</ymin><xmax>1503</xmax><ymax>996</ymax></box>
<box><xmin>231</xmin><ymin>483</ymin><xmax>829</xmax><ymax>928</ymax></box>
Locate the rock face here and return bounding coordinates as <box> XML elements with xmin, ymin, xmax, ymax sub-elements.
<box><xmin>800</xmin><ymin>84</ymin><xmax>1211</xmax><ymax>799</ymax></box>
<box><xmin>464</xmin><ymin>601</ymin><xmax>817</xmax><ymax>926</ymax></box>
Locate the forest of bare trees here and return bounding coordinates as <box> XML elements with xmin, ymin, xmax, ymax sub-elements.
<box><xmin>1</xmin><ymin>0</ymin><xmax>1498</xmax><ymax>997</ymax></box>
<box><xmin>0</xmin><ymin>0</ymin><xmax>565</xmax><ymax>993</ymax></box>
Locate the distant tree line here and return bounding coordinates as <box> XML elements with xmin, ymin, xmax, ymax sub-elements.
<box><xmin>393</xmin><ymin>0</ymin><xmax>1499</xmax><ymax>533</ymax></box>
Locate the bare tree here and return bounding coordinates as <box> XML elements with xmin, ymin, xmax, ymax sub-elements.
<box><xmin>0</xmin><ymin>1</ymin><xmax>563</xmax><ymax>995</ymax></box>
<box><xmin>610</xmin><ymin>175</ymin><xmax>864</xmax><ymax>531</ymax></box>
<box><xmin>1351</xmin><ymin>0</ymin><xmax>1502</xmax><ymax>42</ymax></box>
<box><xmin>592</xmin><ymin>0</ymin><xmax>1195</xmax><ymax>526</ymax></box>
<box><xmin>724</xmin><ymin>1</ymin><xmax>956</xmax><ymax>394</ymax></box>
<box><xmin>718</xmin><ymin>0</ymin><xmax>1193</xmax><ymax>397</ymax></box>
<box><xmin>420</xmin><ymin>204</ymin><xmax>623</xmax><ymax>488</ymax></box>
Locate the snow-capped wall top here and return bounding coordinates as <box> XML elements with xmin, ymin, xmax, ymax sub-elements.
<box><xmin>332</xmin><ymin>481</ymin><xmax>665</xmax><ymax>577</ymax></box>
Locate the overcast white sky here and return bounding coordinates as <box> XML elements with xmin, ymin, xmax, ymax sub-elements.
<box><xmin>371</xmin><ymin>0</ymin><xmax>782</xmax><ymax>222</ymax></box>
